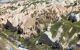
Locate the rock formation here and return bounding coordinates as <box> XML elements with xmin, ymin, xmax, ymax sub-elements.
<box><xmin>0</xmin><ymin>0</ymin><xmax>80</xmax><ymax>39</ymax></box>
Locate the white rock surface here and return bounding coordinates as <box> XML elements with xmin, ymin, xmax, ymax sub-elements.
<box><xmin>75</xmin><ymin>13</ymin><xmax>80</xmax><ymax>22</ymax></box>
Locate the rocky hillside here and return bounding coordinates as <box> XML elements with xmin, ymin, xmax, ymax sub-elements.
<box><xmin>0</xmin><ymin>0</ymin><xmax>80</xmax><ymax>50</ymax></box>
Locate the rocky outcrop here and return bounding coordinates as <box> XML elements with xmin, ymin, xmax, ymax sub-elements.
<box><xmin>0</xmin><ymin>0</ymin><xmax>80</xmax><ymax>38</ymax></box>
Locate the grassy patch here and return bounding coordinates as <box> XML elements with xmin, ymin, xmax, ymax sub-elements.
<box><xmin>69</xmin><ymin>36</ymin><xmax>78</xmax><ymax>45</ymax></box>
<box><xmin>51</xmin><ymin>22</ymin><xmax>62</xmax><ymax>37</ymax></box>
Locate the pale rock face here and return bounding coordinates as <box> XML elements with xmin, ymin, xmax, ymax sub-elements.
<box><xmin>47</xmin><ymin>23</ymin><xmax>52</xmax><ymax>31</ymax></box>
<box><xmin>12</xmin><ymin>6</ymin><xmax>24</xmax><ymax>14</ymax></box>
<box><xmin>51</xmin><ymin>0</ymin><xmax>76</xmax><ymax>5</ymax></box>
<box><xmin>0</xmin><ymin>13</ymin><xmax>12</xmax><ymax>24</ymax></box>
<box><xmin>0</xmin><ymin>0</ymin><xmax>80</xmax><ymax>38</ymax></box>
<box><xmin>56</xmin><ymin>14</ymin><xmax>62</xmax><ymax>22</ymax></box>
<box><xmin>39</xmin><ymin>24</ymin><xmax>45</xmax><ymax>32</ymax></box>
<box><xmin>8</xmin><ymin>13</ymin><xmax>24</xmax><ymax>27</ymax></box>
<box><xmin>21</xmin><ymin>17</ymin><xmax>36</xmax><ymax>34</ymax></box>
<box><xmin>65</xmin><ymin>0</ymin><xmax>76</xmax><ymax>5</ymax></box>
<box><xmin>75</xmin><ymin>13</ymin><xmax>80</xmax><ymax>22</ymax></box>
